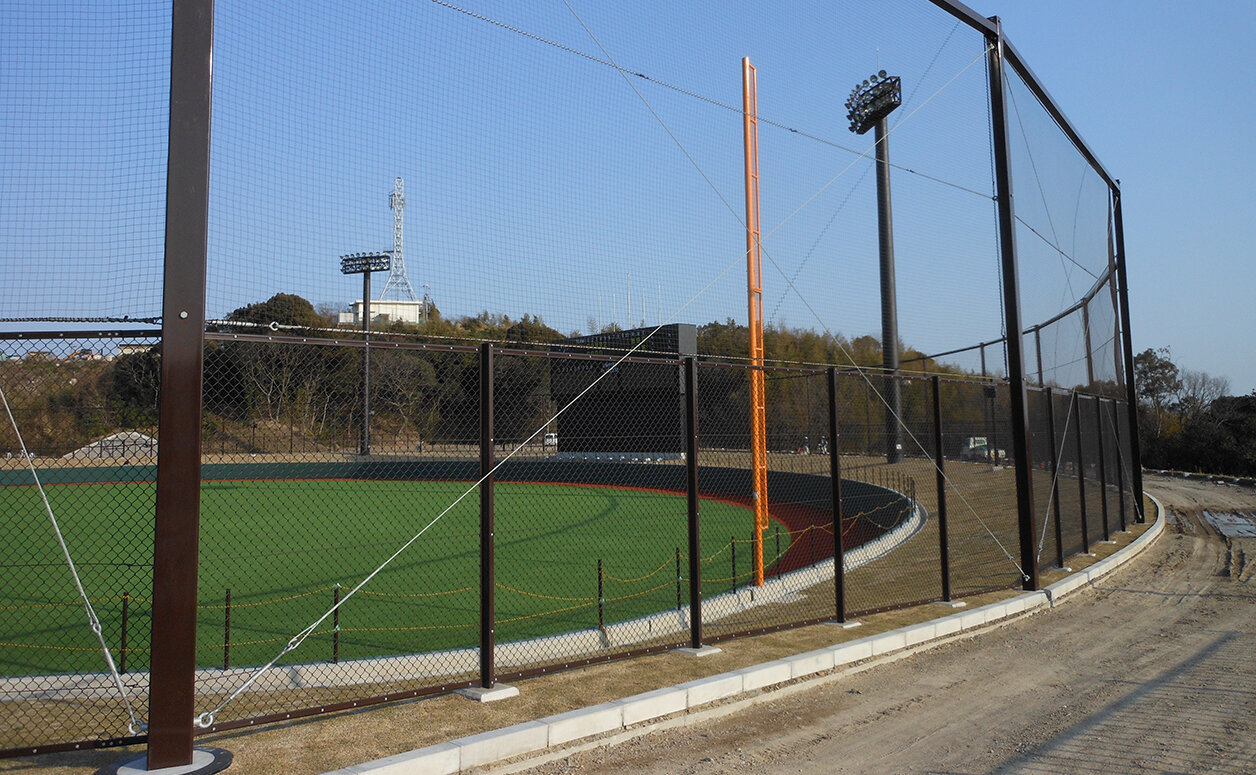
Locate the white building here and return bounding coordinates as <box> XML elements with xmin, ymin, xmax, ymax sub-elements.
<box><xmin>337</xmin><ymin>299</ymin><xmax>430</xmax><ymax>326</ymax></box>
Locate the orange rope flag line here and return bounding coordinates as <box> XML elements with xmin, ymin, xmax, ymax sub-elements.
<box><xmin>743</xmin><ymin>57</ymin><xmax>769</xmax><ymax>587</ymax></box>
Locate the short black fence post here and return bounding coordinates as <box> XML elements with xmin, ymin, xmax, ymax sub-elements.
<box><xmin>828</xmin><ymin>367</ymin><xmax>847</xmax><ymax>623</ymax></box>
<box><xmin>120</xmin><ymin>592</ymin><xmax>130</xmax><ymax>674</ymax></box>
<box><xmin>1095</xmin><ymin>396</ymin><xmax>1111</xmax><ymax>542</ymax></box>
<box><xmin>1073</xmin><ymin>391</ymin><xmax>1091</xmax><ymax>554</ymax></box>
<box><xmin>1044</xmin><ymin>389</ymin><xmax>1065</xmax><ymax>569</ymax></box>
<box><xmin>597</xmin><ymin>559</ymin><xmax>605</xmax><ymax>630</ymax></box>
<box><xmin>774</xmin><ymin>525</ymin><xmax>781</xmax><ymax>578</ymax></box>
<box><xmin>222</xmin><ymin>588</ymin><xmax>231</xmax><ymax>670</ymax></box>
<box><xmin>675</xmin><ymin>548</ymin><xmax>682</xmax><ymax>612</ymax></box>
<box><xmin>332</xmin><ymin>583</ymin><xmax>341</xmax><ymax>664</ymax></box>
<box><xmin>684</xmin><ymin>356</ymin><xmax>703</xmax><ymax>648</ymax></box>
<box><xmin>931</xmin><ymin>376</ymin><xmax>952</xmax><ymax>602</ymax></box>
<box><xmin>478</xmin><ymin>342</ymin><xmax>496</xmax><ymax>687</ymax></box>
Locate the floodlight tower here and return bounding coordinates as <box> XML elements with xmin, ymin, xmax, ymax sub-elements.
<box><xmin>340</xmin><ymin>251</ymin><xmax>392</xmax><ymax>455</ymax></box>
<box><xmin>381</xmin><ymin>177</ymin><xmax>418</xmax><ymax>301</ymax></box>
<box><xmin>847</xmin><ymin>70</ymin><xmax>903</xmax><ymax>464</ymax></box>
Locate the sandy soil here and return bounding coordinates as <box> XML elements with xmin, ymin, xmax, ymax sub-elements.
<box><xmin>505</xmin><ymin>474</ymin><xmax>1256</xmax><ymax>775</ymax></box>
<box><xmin>6</xmin><ymin>475</ymin><xmax>1252</xmax><ymax>774</ymax></box>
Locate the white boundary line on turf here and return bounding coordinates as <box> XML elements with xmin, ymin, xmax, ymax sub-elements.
<box><xmin>320</xmin><ymin>495</ymin><xmax>1165</xmax><ymax>775</ymax></box>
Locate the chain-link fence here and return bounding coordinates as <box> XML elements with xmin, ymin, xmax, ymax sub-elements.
<box><xmin>2</xmin><ymin>0</ymin><xmax>1142</xmax><ymax>760</ymax></box>
<box><xmin>3</xmin><ymin>337</ymin><xmax>1136</xmax><ymax>753</ymax></box>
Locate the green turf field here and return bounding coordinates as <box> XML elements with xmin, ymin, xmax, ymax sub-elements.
<box><xmin>1</xmin><ymin>479</ymin><xmax>788</xmax><ymax>676</ymax></box>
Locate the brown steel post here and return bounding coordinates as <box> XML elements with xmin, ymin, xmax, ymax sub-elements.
<box><xmin>827</xmin><ymin>367</ymin><xmax>847</xmax><ymax>622</ymax></box>
<box><xmin>479</xmin><ymin>343</ymin><xmax>495</xmax><ymax>686</ymax></box>
<box><xmin>1044</xmin><ymin>389</ymin><xmax>1065</xmax><ymax>568</ymax></box>
<box><xmin>1094</xmin><ymin>395</ymin><xmax>1110</xmax><ymax>541</ymax></box>
<box><xmin>149</xmin><ymin>0</ymin><xmax>213</xmax><ymax>766</ymax></box>
<box><xmin>931</xmin><ymin>376</ymin><xmax>952</xmax><ymax>601</ymax></box>
<box><xmin>684</xmin><ymin>357</ymin><xmax>702</xmax><ymax>648</ymax></box>
<box><xmin>987</xmin><ymin>20</ymin><xmax>1039</xmax><ymax>591</ymax></box>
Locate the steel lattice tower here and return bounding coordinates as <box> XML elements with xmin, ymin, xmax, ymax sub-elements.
<box><xmin>380</xmin><ymin>177</ymin><xmax>418</xmax><ymax>300</ymax></box>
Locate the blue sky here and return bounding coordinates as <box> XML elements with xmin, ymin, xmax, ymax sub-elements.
<box><xmin>2</xmin><ymin>1</ymin><xmax>1251</xmax><ymax>395</ymax></box>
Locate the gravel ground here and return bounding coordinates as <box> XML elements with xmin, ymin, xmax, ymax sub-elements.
<box><xmin>501</xmin><ymin>474</ymin><xmax>1256</xmax><ymax>775</ymax></box>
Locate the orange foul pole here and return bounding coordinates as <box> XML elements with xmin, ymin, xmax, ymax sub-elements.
<box><xmin>742</xmin><ymin>57</ymin><xmax>769</xmax><ymax>587</ymax></box>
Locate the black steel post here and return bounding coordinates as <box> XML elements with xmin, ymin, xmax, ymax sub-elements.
<box><xmin>1113</xmin><ymin>185</ymin><xmax>1145</xmax><ymax>522</ymax></box>
<box><xmin>1110</xmin><ymin>400</ymin><xmax>1129</xmax><ymax>531</ymax></box>
<box><xmin>1073</xmin><ymin>391</ymin><xmax>1091</xmax><ymax>554</ymax></box>
<box><xmin>931</xmin><ymin>376</ymin><xmax>952</xmax><ymax>601</ymax></box>
<box><xmin>222</xmin><ymin>588</ymin><xmax>231</xmax><ymax>670</ymax></box>
<box><xmin>1095</xmin><ymin>395</ymin><xmax>1110</xmax><ymax>541</ymax></box>
<box><xmin>120</xmin><ymin>592</ymin><xmax>130</xmax><ymax>674</ymax></box>
<box><xmin>675</xmin><ymin>548</ymin><xmax>682</xmax><ymax>612</ymax></box>
<box><xmin>1082</xmin><ymin>302</ymin><xmax>1095</xmax><ymax>389</ymax></box>
<box><xmin>1034</xmin><ymin>328</ymin><xmax>1044</xmax><ymax>385</ymax></box>
<box><xmin>684</xmin><ymin>357</ymin><xmax>702</xmax><ymax>649</ymax></box>
<box><xmin>827</xmin><ymin>367</ymin><xmax>847</xmax><ymax>622</ymax></box>
<box><xmin>874</xmin><ymin>119</ymin><xmax>903</xmax><ymax>465</ymax></box>
<box><xmin>479</xmin><ymin>343</ymin><xmax>495</xmax><ymax>687</ymax></box>
<box><xmin>361</xmin><ymin>271</ymin><xmax>371</xmax><ymax>456</ymax></box>
<box><xmin>1044</xmin><ymin>389</ymin><xmax>1065</xmax><ymax>568</ymax></box>
<box><xmin>597</xmin><ymin>559</ymin><xmax>605</xmax><ymax>630</ymax></box>
<box><xmin>149</xmin><ymin>0</ymin><xmax>213</xmax><ymax>765</ymax></box>
<box><xmin>987</xmin><ymin>21</ymin><xmax>1039</xmax><ymax>591</ymax></box>
<box><xmin>332</xmin><ymin>584</ymin><xmax>340</xmax><ymax>664</ymax></box>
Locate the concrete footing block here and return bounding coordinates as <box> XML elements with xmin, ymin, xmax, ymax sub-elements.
<box><xmin>674</xmin><ymin>645</ymin><xmax>722</xmax><ymax>657</ymax></box>
<box><xmin>826</xmin><ymin>619</ymin><xmax>862</xmax><ymax>629</ymax></box>
<box><xmin>455</xmin><ymin>683</ymin><xmax>519</xmax><ymax>703</ymax></box>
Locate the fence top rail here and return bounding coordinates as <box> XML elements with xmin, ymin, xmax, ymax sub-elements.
<box><xmin>0</xmin><ymin>329</ymin><xmax>161</xmax><ymax>342</ymax></box>
<box><xmin>204</xmin><ymin>331</ymin><xmax>479</xmax><ymax>354</ymax></box>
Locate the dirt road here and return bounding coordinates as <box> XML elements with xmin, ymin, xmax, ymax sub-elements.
<box><xmin>510</xmin><ymin>475</ymin><xmax>1256</xmax><ymax>775</ymax></box>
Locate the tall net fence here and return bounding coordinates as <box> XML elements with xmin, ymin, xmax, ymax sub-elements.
<box><xmin>2</xmin><ymin>0</ymin><xmax>1140</xmax><ymax>758</ymax></box>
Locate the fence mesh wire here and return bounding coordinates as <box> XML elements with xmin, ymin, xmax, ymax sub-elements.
<box><xmin>1</xmin><ymin>0</ymin><xmax>1141</xmax><ymax>756</ymax></box>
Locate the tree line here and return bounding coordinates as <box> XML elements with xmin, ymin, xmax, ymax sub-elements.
<box><xmin>3</xmin><ymin>292</ymin><xmax>1115</xmax><ymax>460</ymax></box>
<box><xmin>1133</xmin><ymin>347</ymin><xmax>1255</xmax><ymax>476</ymax></box>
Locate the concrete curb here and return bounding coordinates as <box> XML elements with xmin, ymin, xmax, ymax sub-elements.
<box><xmin>324</xmin><ymin>497</ymin><xmax>1166</xmax><ymax>775</ymax></box>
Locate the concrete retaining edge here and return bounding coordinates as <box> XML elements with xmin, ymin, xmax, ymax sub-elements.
<box><xmin>323</xmin><ymin>495</ymin><xmax>1166</xmax><ymax>775</ymax></box>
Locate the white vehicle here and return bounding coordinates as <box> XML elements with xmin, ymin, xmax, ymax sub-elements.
<box><xmin>543</xmin><ymin>432</ymin><xmax>558</xmax><ymax>448</ymax></box>
<box><xmin>959</xmin><ymin>436</ymin><xmax>1005</xmax><ymax>463</ymax></box>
